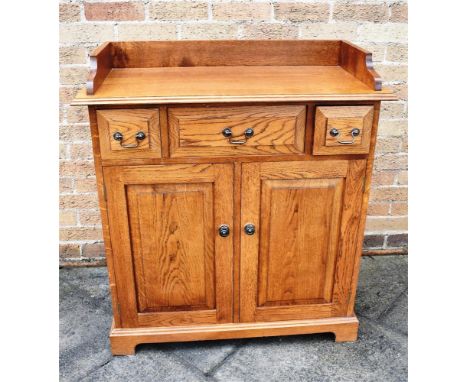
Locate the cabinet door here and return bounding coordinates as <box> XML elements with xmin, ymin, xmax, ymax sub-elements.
<box><xmin>103</xmin><ymin>164</ymin><xmax>233</xmax><ymax>328</ymax></box>
<box><xmin>240</xmin><ymin>160</ymin><xmax>366</xmax><ymax>322</ymax></box>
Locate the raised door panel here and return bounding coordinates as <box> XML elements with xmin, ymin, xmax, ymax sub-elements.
<box><xmin>126</xmin><ymin>183</ymin><xmax>215</xmax><ymax>313</ymax></box>
<box><xmin>240</xmin><ymin>160</ymin><xmax>366</xmax><ymax>323</ymax></box>
<box><xmin>257</xmin><ymin>178</ymin><xmax>343</xmax><ymax>307</ymax></box>
<box><xmin>104</xmin><ymin>164</ymin><xmax>233</xmax><ymax>328</ymax></box>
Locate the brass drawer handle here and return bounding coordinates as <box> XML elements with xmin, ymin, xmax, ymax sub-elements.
<box><xmin>329</xmin><ymin>128</ymin><xmax>360</xmax><ymax>145</ymax></box>
<box><xmin>113</xmin><ymin>131</ymin><xmax>146</xmax><ymax>148</ymax></box>
<box><xmin>222</xmin><ymin>128</ymin><xmax>254</xmax><ymax>145</ymax></box>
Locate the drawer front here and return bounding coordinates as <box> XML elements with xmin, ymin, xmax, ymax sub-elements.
<box><xmin>168</xmin><ymin>105</ymin><xmax>306</xmax><ymax>158</ymax></box>
<box><xmin>313</xmin><ymin>106</ymin><xmax>374</xmax><ymax>155</ymax></box>
<box><xmin>97</xmin><ymin>108</ymin><xmax>162</xmax><ymax>160</ymax></box>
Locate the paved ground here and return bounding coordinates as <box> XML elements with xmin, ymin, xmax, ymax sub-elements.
<box><xmin>60</xmin><ymin>255</ymin><xmax>408</xmax><ymax>382</ymax></box>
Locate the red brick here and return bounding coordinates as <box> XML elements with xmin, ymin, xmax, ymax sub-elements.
<box><xmin>84</xmin><ymin>2</ymin><xmax>144</xmax><ymax>21</ymax></box>
<box><xmin>387</xmin><ymin>233</ymin><xmax>408</xmax><ymax>247</ymax></box>
<box><xmin>367</xmin><ymin>203</ymin><xmax>390</xmax><ymax>216</ymax></box>
<box><xmin>82</xmin><ymin>242</ymin><xmax>105</xmax><ymax>258</ymax></box>
<box><xmin>59</xmin><ymin>244</ymin><xmax>81</xmax><ymax>258</ymax></box>
<box><xmin>363</xmin><ymin>235</ymin><xmax>385</xmax><ymax>248</ymax></box>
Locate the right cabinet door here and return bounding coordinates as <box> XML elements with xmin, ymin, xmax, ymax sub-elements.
<box><xmin>240</xmin><ymin>160</ymin><xmax>366</xmax><ymax>322</ymax></box>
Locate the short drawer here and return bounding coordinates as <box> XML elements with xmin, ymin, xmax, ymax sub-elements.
<box><xmin>168</xmin><ymin>105</ymin><xmax>306</xmax><ymax>158</ymax></box>
<box><xmin>96</xmin><ymin>108</ymin><xmax>162</xmax><ymax>160</ymax></box>
<box><xmin>313</xmin><ymin>106</ymin><xmax>374</xmax><ymax>155</ymax></box>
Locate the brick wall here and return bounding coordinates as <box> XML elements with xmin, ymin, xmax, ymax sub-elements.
<box><xmin>59</xmin><ymin>0</ymin><xmax>408</xmax><ymax>266</ymax></box>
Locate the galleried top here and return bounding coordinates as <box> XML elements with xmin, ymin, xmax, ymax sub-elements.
<box><xmin>72</xmin><ymin>40</ymin><xmax>396</xmax><ymax>105</ymax></box>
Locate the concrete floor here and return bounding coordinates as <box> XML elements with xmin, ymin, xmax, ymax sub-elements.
<box><xmin>60</xmin><ymin>255</ymin><xmax>408</xmax><ymax>382</ymax></box>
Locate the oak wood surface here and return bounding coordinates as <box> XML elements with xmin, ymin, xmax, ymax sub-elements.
<box><xmin>340</xmin><ymin>41</ymin><xmax>382</xmax><ymax>91</ymax></box>
<box><xmin>239</xmin><ymin>160</ymin><xmax>365</xmax><ymax>323</ymax></box>
<box><xmin>313</xmin><ymin>105</ymin><xmax>374</xmax><ymax>155</ymax></box>
<box><xmin>73</xmin><ymin>66</ymin><xmax>395</xmax><ymax>106</ymax></box>
<box><xmin>168</xmin><ymin>105</ymin><xmax>306</xmax><ymax>157</ymax></box>
<box><xmin>86</xmin><ymin>42</ymin><xmax>112</xmax><ymax>96</ymax></box>
<box><xmin>110</xmin><ymin>316</ymin><xmax>359</xmax><ymax>355</ymax></box>
<box><xmin>96</xmin><ymin>108</ymin><xmax>162</xmax><ymax>160</ymax></box>
<box><xmin>110</xmin><ymin>40</ymin><xmax>342</xmax><ymax>68</ymax></box>
<box><xmin>78</xmin><ymin>40</ymin><xmax>392</xmax><ymax>353</ymax></box>
<box><xmin>103</xmin><ymin>164</ymin><xmax>234</xmax><ymax>328</ymax></box>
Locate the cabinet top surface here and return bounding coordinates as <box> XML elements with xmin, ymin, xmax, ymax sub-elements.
<box><xmin>72</xmin><ymin>40</ymin><xmax>396</xmax><ymax>105</ymax></box>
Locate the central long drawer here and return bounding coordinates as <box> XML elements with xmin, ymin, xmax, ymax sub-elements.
<box><xmin>167</xmin><ymin>105</ymin><xmax>307</xmax><ymax>158</ymax></box>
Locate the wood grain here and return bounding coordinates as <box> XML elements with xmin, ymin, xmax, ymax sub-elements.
<box><xmin>340</xmin><ymin>41</ymin><xmax>382</xmax><ymax>91</ymax></box>
<box><xmin>110</xmin><ymin>40</ymin><xmax>342</xmax><ymax>68</ymax></box>
<box><xmin>257</xmin><ymin>178</ymin><xmax>343</xmax><ymax>306</ymax></box>
<box><xmin>78</xmin><ymin>40</ymin><xmax>393</xmax><ymax>353</ymax></box>
<box><xmin>73</xmin><ymin>65</ymin><xmax>396</xmax><ymax>105</ymax></box>
<box><xmin>103</xmin><ymin>163</ymin><xmax>234</xmax><ymax>328</ymax></box>
<box><xmin>126</xmin><ymin>183</ymin><xmax>215</xmax><ymax>313</ymax></box>
<box><xmin>313</xmin><ymin>105</ymin><xmax>374</xmax><ymax>155</ymax></box>
<box><xmin>110</xmin><ymin>316</ymin><xmax>359</xmax><ymax>355</ymax></box>
<box><xmin>240</xmin><ymin>160</ymin><xmax>364</xmax><ymax>323</ymax></box>
<box><xmin>86</xmin><ymin>42</ymin><xmax>112</xmax><ymax>95</ymax></box>
<box><xmin>168</xmin><ymin>105</ymin><xmax>306</xmax><ymax>157</ymax></box>
<box><xmin>96</xmin><ymin>108</ymin><xmax>162</xmax><ymax>160</ymax></box>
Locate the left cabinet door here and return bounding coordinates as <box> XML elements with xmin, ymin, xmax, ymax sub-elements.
<box><xmin>103</xmin><ymin>164</ymin><xmax>234</xmax><ymax>328</ymax></box>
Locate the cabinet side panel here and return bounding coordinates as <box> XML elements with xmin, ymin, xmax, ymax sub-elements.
<box><xmin>88</xmin><ymin>106</ymin><xmax>122</xmax><ymax>327</ymax></box>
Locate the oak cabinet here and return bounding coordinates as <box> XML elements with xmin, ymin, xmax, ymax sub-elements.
<box><xmin>72</xmin><ymin>40</ymin><xmax>396</xmax><ymax>355</ymax></box>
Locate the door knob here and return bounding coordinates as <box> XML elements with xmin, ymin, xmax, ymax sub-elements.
<box><xmin>244</xmin><ymin>223</ymin><xmax>256</xmax><ymax>235</ymax></box>
<box><xmin>218</xmin><ymin>224</ymin><xmax>230</xmax><ymax>237</ymax></box>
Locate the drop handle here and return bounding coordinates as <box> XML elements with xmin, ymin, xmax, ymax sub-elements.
<box><xmin>222</xmin><ymin>128</ymin><xmax>254</xmax><ymax>145</ymax></box>
<box><xmin>218</xmin><ymin>224</ymin><xmax>230</xmax><ymax>237</ymax></box>
<box><xmin>244</xmin><ymin>223</ymin><xmax>256</xmax><ymax>235</ymax></box>
<box><xmin>113</xmin><ymin>131</ymin><xmax>146</xmax><ymax>148</ymax></box>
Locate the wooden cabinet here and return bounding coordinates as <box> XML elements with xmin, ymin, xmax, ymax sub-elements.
<box><xmin>72</xmin><ymin>40</ymin><xmax>396</xmax><ymax>355</ymax></box>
